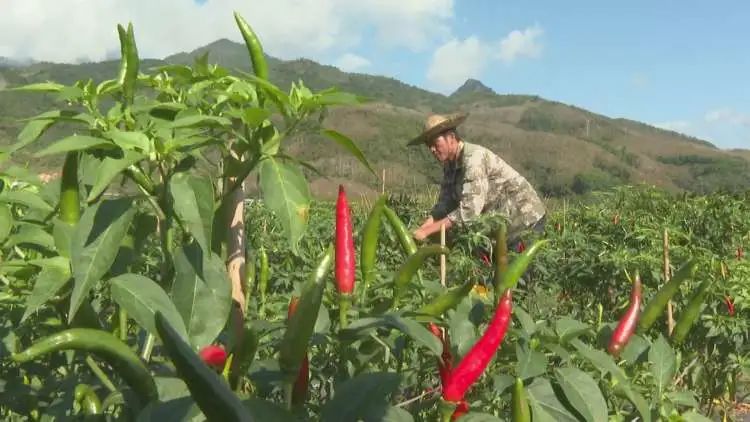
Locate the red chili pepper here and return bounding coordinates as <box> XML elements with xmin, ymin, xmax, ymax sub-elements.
<box><xmin>335</xmin><ymin>185</ymin><xmax>355</xmax><ymax>296</ymax></box>
<box><xmin>607</xmin><ymin>275</ymin><xmax>641</xmax><ymax>357</ymax></box>
<box><xmin>516</xmin><ymin>241</ymin><xmax>525</xmax><ymax>253</ymax></box>
<box><xmin>480</xmin><ymin>253</ymin><xmax>491</xmax><ymax>267</ymax></box>
<box><xmin>725</xmin><ymin>296</ymin><xmax>735</xmax><ymax>316</ymax></box>
<box><xmin>429</xmin><ymin>323</ymin><xmax>453</xmax><ymax>386</ymax></box>
<box><xmin>451</xmin><ymin>400</ymin><xmax>469</xmax><ymax>420</ymax></box>
<box><xmin>288</xmin><ymin>296</ymin><xmax>309</xmax><ymax>404</ymax></box>
<box><xmin>199</xmin><ymin>344</ymin><xmax>227</xmax><ymax>370</ymax></box>
<box><xmin>737</xmin><ymin>246</ymin><xmax>743</xmax><ymax>260</ymax></box>
<box><xmin>442</xmin><ymin>289</ymin><xmax>513</xmax><ymax>402</ymax></box>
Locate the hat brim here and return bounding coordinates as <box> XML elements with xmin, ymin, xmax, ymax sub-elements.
<box><xmin>407</xmin><ymin>113</ymin><xmax>468</xmax><ymax>146</ymax></box>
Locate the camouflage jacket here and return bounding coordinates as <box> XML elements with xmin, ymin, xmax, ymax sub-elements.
<box><xmin>431</xmin><ymin>141</ymin><xmax>546</xmax><ymax>237</ymax></box>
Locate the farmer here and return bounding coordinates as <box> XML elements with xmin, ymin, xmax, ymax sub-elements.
<box><xmin>409</xmin><ymin>112</ymin><xmax>547</xmax><ymax>248</ymax></box>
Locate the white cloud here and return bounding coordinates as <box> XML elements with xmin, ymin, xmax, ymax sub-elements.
<box><xmin>654</xmin><ymin>108</ymin><xmax>750</xmax><ymax>150</ymax></box>
<box><xmin>497</xmin><ymin>24</ymin><xmax>543</xmax><ymax>63</ymax></box>
<box><xmin>0</xmin><ymin>0</ymin><xmax>454</xmax><ymax>63</ymax></box>
<box><xmin>704</xmin><ymin>108</ymin><xmax>750</xmax><ymax>126</ymax></box>
<box><xmin>335</xmin><ymin>53</ymin><xmax>371</xmax><ymax>72</ymax></box>
<box><xmin>427</xmin><ymin>36</ymin><xmax>489</xmax><ymax>91</ymax></box>
<box><xmin>426</xmin><ymin>24</ymin><xmax>544</xmax><ymax>92</ymax></box>
<box><xmin>655</xmin><ymin>120</ymin><xmax>692</xmax><ymax>133</ymax></box>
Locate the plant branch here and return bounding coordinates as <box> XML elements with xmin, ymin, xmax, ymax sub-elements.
<box><xmin>86</xmin><ymin>356</ymin><xmax>117</xmax><ymax>393</ymax></box>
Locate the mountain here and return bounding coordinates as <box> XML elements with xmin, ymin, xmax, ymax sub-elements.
<box><xmin>2</xmin><ymin>39</ymin><xmax>749</xmax><ymax>200</ymax></box>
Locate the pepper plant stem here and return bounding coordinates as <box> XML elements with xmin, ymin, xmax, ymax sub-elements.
<box><xmin>85</xmin><ymin>356</ymin><xmax>117</xmax><ymax>393</ymax></box>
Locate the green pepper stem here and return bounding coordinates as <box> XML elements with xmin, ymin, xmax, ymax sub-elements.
<box><xmin>85</xmin><ymin>356</ymin><xmax>117</xmax><ymax>393</ymax></box>
<box><xmin>141</xmin><ymin>333</ymin><xmax>155</xmax><ymax>362</ymax></box>
<box><xmin>118</xmin><ymin>307</ymin><xmax>128</xmax><ymax>342</ymax></box>
<box><xmin>283</xmin><ymin>381</ymin><xmax>294</xmax><ymax>411</ymax></box>
<box><xmin>439</xmin><ymin>400</ymin><xmax>456</xmax><ymax>422</ymax></box>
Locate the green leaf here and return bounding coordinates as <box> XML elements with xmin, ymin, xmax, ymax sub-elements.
<box><xmin>169</xmin><ymin>173</ymin><xmax>214</xmax><ymax>254</ymax></box>
<box><xmin>15</xmin><ymin>117</ymin><xmax>57</xmax><ymax>152</ymax></box>
<box><xmin>666</xmin><ymin>391</ymin><xmax>699</xmax><ymax>408</ymax></box>
<box><xmin>258</xmin><ymin>157</ymin><xmax>310</xmax><ymax>254</ymax></box>
<box><xmin>373</xmin><ymin>406</ymin><xmax>414</xmax><ymax>422</ymax></box>
<box><xmin>555</xmin><ymin>317</ymin><xmax>590</xmax><ymax>343</ymax></box>
<box><xmin>168</xmin><ymin>115</ymin><xmax>231</xmax><ymax>129</ymax></box>
<box><xmin>34</xmin><ymin>135</ymin><xmax>113</xmax><ymax>157</ymax></box>
<box><xmin>340</xmin><ymin>314</ymin><xmax>442</xmax><ymax>357</ymax></box>
<box><xmin>555</xmin><ymin>367</ymin><xmax>608</xmax><ymax>422</ymax></box>
<box><xmin>240</xmin><ymin>108</ymin><xmax>271</xmax><ymax>127</ymax></box>
<box><xmin>21</xmin><ymin>257</ymin><xmax>71</xmax><ymax>322</ymax></box>
<box><xmin>526</xmin><ymin>378</ymin><xmax>579</xmax><ymax>422</ymax></box>
<box><xmin>649</xmin><ymin>335</ymin><xmax>676</xmax><ymax>397</ymax></box>
<box><xmin>493</xmin><ymin>374</ymin><xmax>515</xmax><ymax>394</ymax></box>
<box><xmin>514</xmin><ymin>306</ymin><xmax>536</xmax><ymax>336</ymax></box>
<box><xmin>8</xmin><ymin>224</ymin><xmax>55</xmax><ymax>250</ymax></box>
<box><xmin>105</xmin><ymin>129</ymin><xmax>151</xmax><ymax>154</ymax></box>
<box><xmin>681</xmin><ymin>410</ymin><xmax>713</xmax><ymax>422</ymax></box>
<box><xmin>320</xmin><ymin>372</ymin><xmax>402</xmax><ymax>421</ymax></box>
<box><xmin>8</xmin><ymin>82</ymin><xmax>65</xmax><ymax>92</ymax></box>
<box><xmin>52</xmin><ymin>219</ymin><xmax>75</xmax><ymax>258</ymax></box>
<box><xmin>570</xmin><ymin>339</ymin><xmax>651</xmax><ymax>422</ymax></box>
<box><xmin>242</xmin><ymin>397</ymin><xmax>296</xmax><ymax>421</ymax></box>
<box><xmin>0</xmin><ymin>191</ymin><xmax>53</xmax><ymax>212</ymax></box>
<box><xmin>69</xmin><ymin>198</ymin><xmax>136</xmax><ymax>323</ymax></box>
<box><xmin>517</xmin><ymin>342</ymin><xmax>548</xmax><ymax>380</ymax></box>
<box><xmin>171</xmin><ymin>242</ymin><xmax>232</xmax><ymax>348</ymax></box>
<box><xmin>619</xmin><ymin>333</ymin><xmax>649</xmax><ymax>364</ymax></box>
<box><xmin>322</xmin><ymin>129</ymin><xmax>376</xmax><ymax>177</ymax></box>
<box><xmin>86</xmin><ymin>151</ymin><xmax>146</xmax><ymax>202</ymax></box>
<box><xmin>111</xmin><ymin>273</ymin><xmax>188</xmax><ymax>342</ymax></box>
<box><xmin>0</xmin><ymin>205</ymin><xmax>13</xmax><ymax>243</ymax></box>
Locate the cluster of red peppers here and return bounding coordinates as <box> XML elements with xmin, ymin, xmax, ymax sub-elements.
<box><xmin>430</xmin><ymin>289</ymin><xmax>514</xmax><ymax>421</ymax></box>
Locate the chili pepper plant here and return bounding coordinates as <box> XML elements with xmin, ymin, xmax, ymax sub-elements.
<box><xmin>0</xmin><ymin>14</ymin><xmax>748</xmax><ymax>422</ymax></box>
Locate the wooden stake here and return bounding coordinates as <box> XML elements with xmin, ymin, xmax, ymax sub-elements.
<box><xmin>663</xmin><ymin>228</ymin><xmax>675</xmax><ymax>335</ymax></box>
<box><xmin>440</xmin><ymin>223</ymin><xmax>446</xmax><ymax>287</ymax></box>
<box><xmin>382</xmin><ymin>168</ymin><xmax>385</xmax><ymax>195</ymax></box>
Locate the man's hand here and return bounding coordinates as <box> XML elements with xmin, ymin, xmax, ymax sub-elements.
<box><xmin>413</xmin><ymin>228</ymin><xmax>428</xmax><ymax>242</ymax></box>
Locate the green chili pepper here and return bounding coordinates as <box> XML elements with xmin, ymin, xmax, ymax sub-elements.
<box><xmin>233</xmin><ymin>12</ymin><xmax>269</xmax><ymax>80</ymax></box>
<box><xmin>393</xmin><ymin>245</ymin><xmax>449</xmax><ymax>303</ymax></box>
<box><xmin>671</xmin><ymin>279</ymin><xmax>712</xmax><ymax>345</ymax></box>
<box><xmin>244</xmin><ymin>250</ymin><xmax>256</xmax><ymax>313</ymax></box>
<box><xmin>492</xmin><ymin>223</ymin><xmax>508</xmax><ymax>298</ymax></box>
<box><xmin>154</xmin><ymin>312</ymin><xmax>252</xmax><ymax>421</ymax></box>
<box><xmin>229</xmin><ymin>325</ymin><xmax>259</xmax><ymax>390</ymax></box>
<box><xmin>383</xmin><ymin>206</ymin><xmax>417</xmax><ymax>256</ymax></box>
<box><xmin>497</xmin><ymin>240</ymin><xmax>548</xmax><ymax>293</ymax></box>
<box><xmin>416</xmin><ymin>281</ymin><xmax>473</xmax><ymax>318</ymax></box>
<box><xmin>360</xmin><ymin>195</ymin><xmax>386</xmax><ymax>297</ymax></box>
<box><xmin>512</xmin><ymin>378</ymin><xmax>531</xmax><ymax>422</ymax></box>
<box><xmin>278</xmin><ymin>245</ymin><xmax>333</xmax><ymax>383</ymax></box>
<box><xmin>12</xmin><ymin>328</ymin><xmax>157</xmax><ymax>404</ymax></box>
<box><xmin>638</xmin><ymin>259</ymin><xmax>698</xmax><ymax>333</ymax></box>
<box><xmin>258</xmin><ymin>246</ymin><xmax>269</xmax><ymax>315</ymax></box>
<box><xmin>59</xmin><ymin>152</ymin><xmax>80</xmax><ymax>225</ymax></box>
<box><xmin>116</xmin><ymin>23</ymin><xmax>139</xmax><ymax>107</ymax></box>
<box><xmin>74</xmin><ymin>384</ymin><xmax>102</xmax><ymax>416</ymax></box>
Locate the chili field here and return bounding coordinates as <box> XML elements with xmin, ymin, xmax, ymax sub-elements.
<box><xmin>0</xmin><ymin>14</ymin><xmax>748</xmax><ymax>422</ymax></box>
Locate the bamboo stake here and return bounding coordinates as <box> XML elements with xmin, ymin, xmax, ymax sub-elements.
<box><xmin>440</xmin><ymin>223</ymin><xmax>446</xmax><ymax>287</ymax></box>
<box><xmin>663</xmin><ymin>228</ymin><xmax>675</xmax><ymax>335</ymax></box>
<box><xmin>382</xmin><ymin>168</ymin><xmax>386</xmax><ymax>195</ymax></box>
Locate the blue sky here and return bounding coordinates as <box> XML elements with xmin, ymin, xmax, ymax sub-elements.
<box><xmin>2</xmin><ymin>1</ymin><xmax>748</xmax><ymax>149</ymax></box>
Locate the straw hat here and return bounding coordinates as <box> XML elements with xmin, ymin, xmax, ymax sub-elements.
<box><xmin>407</xmin><ymin>112</ymin><xmax>468</xmax><ymax>146</ymax></box>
